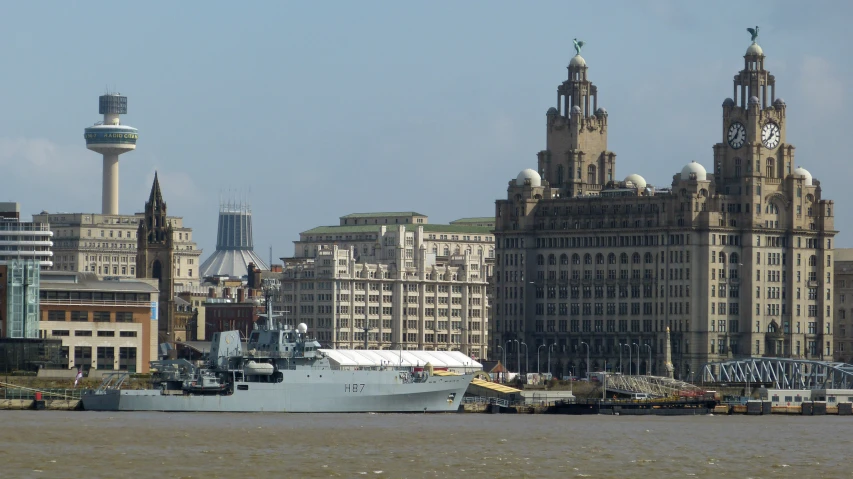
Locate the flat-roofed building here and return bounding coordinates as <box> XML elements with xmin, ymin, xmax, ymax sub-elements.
<box><xmin>281</xmin><ymin>212</ymin><xmax>493</xmax><ymax>359</ymax></box>
<box><xmin>37</xmin><ymin>271</ymin><xmax>159</xmax><ymax>373</ymax></box>
<box><xmin>0</xmin><ymin>202</ymin><xmax>54</xmax><ymax>268</ymax></box>
<box><xmin>33</xmin><ymin>211</ymin><xmax>201</xmax><ymax>288</ymax></box>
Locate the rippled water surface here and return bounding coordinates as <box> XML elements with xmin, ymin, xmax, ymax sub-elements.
<box><xmin>3</xmin><ymin>411</ymin><xmax>850</xmax><ymax>478</ymax></box>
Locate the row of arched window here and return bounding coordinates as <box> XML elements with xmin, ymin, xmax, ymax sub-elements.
<box><xmin>537</xmin><ymin>252</ymin><xmax>655</xmax><ymax>266</ymax></box>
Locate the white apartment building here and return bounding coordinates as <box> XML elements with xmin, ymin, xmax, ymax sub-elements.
<box><xmin>280</xmin><ymin>213</ymin><xmax>494</xmax><ymax>359</ymax></box>
<box><xmin>0</xmin><ymin>202</ymin><xmax>54</xmax><ymax>268</ymax></box>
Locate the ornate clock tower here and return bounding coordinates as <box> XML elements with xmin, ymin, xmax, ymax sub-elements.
<box><xmin>713</xmin><ymin>29</ymin><xmax>794</xmax><ymax>192</ymax></box>
<box><xmin>538</xmin><ymin>39</ymin><xmax>617</xmax><ymax>198</ymax></box>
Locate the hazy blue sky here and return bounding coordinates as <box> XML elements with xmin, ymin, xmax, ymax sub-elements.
<box><xmin>1</xmin><ymin>1</ymin><xmax>850</xmax><ymax>261</ymax></box>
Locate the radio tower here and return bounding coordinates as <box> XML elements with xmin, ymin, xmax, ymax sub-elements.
<box><xmin>84</xmin><ymin>93</ymin><xmax>138</xmax><ymax>215</ymax></box>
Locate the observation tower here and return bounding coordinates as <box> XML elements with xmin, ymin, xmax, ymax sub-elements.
<box><xmin>84</xmin><ymin>93</ymin><xmax>138</xmax><ymax>215</ymax></box>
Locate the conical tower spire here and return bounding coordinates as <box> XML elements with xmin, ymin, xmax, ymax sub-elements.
<box><xmin>141</xmin><ymin>171</ymin><xmax>170</xmax><ymax>244</ymax></box>
<box><xmin>148</xmin><ymin>171</ymin><xmax>165</xmax><ymax>211</ymax></box>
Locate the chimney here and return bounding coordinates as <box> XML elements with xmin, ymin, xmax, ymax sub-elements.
<box><xmin>237</xmin><ymin>288</ymin><xmax>245</xmax><ymax>303</ymax></box>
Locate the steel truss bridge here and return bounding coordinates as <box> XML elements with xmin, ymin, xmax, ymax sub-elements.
<box><xmin>602</xmin><ymin>374</ymin><xmax>705</xmax><ymax>398</ymax></box>
<box><xmin>702</xmin><ymin>358</ymin><xmax>853</xmax><ymax>390</ymax></box>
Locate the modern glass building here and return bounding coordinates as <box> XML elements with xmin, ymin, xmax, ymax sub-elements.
<box><xmin>4</xmin><ymin>259</ymin><xmax>40</xmax><ymax>338</ymax></box>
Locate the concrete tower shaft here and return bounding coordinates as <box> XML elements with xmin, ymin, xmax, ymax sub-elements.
<box><xmin>84</xmin><ymin>93</ymin><xmax>138</xmax><ymax>215</ymax></box>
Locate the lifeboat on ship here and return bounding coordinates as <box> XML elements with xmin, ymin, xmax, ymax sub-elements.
<box><xmin>244</xmin><ymin>361</ymin><xmax>275</xmax><ymax>376</ymax></box>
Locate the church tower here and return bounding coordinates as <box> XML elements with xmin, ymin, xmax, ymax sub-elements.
<box><xmin>538</xmin><ymin>40</ymin><xmax>616</xmax><ymax>198</ymax></box>
<box><xmin>136</xmin><ymin>172</ymin><xmax>175</xmax><ymax>342</ymax></box>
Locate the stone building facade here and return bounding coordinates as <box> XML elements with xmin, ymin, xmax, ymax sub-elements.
<box><xmin>280</xmin><ymin>212</ymin><xmax>493</xmax><ymax>359</ymax></box>
<box><xmin>34</xmin><ymin>211</ymin><xmax>201</xmax><ymax>288</ymax></box>
<box><xmin>492</xmin><ymin>39</ymin><xmax>836</xmax><ymax>379</ymax></box>
<box><xmin>833</xmin><ymin>249</ymin><xmax>853</xmax><ymax>363</ymax></box>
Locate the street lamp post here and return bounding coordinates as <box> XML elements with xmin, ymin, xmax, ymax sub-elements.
<box><xmin>497</xmin><ymin>345</ymin><xmax>505</xmax><ymax>383</ymax></box>
<box><xmin>537</xmin><ymin>344</ymin><xmax>546</xmax><ymax>374</ymax></box>
<box><xmin>505</xmin><ymin>340</ymin><xmax>513</xmax><ymax>373</ymax></box>
<box><xmin>644</xmin><ymin>344</ymin><xmax>652</xmax><ymax>376</ymax></box>
<box><xmin>632</xmin><ymin>342</ymin><xmax>640</xmax><ymax>375</ymax></box>
<box><xmin>547</xmin><ymin>344</ymin><xmax>557</xmax><ymax>376</ymax></box>
<box><xmin>580</xmin><ymin>341</ymin><xmax>590</xmax><ymax>380</ymax></box>
<box><xmin>521</xmin><ymin>342</ymin><xmax>528</xmax><ymax>375</ymax></box>
<box><xmin>746</xmin><ymin>359</ymin><xmax>751</xmax><ymax>399</ymax></box>
<box><xmin>618</xmin><ymin>342</ymin><xmax>623</xmax><ymax>374</ymax></box>
<box><xmin>512</xmin><ymin>339</ymin><xmax>520</xmax><ymax>382</ymax></box>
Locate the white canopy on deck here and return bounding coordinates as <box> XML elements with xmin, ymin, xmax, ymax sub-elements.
<box><xmin>319</xmin><ymin>349</ymin><xmax>481</xmax><ymax>372</ymax></box>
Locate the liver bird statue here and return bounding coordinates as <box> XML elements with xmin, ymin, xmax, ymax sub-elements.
<box><xmin>573</xmin><ymin>38</ymin><xmax>584</xmax><ymax>56</ymax></box>
<box><xmin>747</xmin><ymin>26</ymin><xmax>759</xmax><ymax>43</ymax></box>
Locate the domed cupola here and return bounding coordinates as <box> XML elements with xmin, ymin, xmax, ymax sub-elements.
<box><xmin>516</xmin><ymin>169</ymin><xmax>542</xmax><ymax>188</ymax></box>
<box><xmin>745</xmin><ymin>42</ymin><xmax>764</xmax><ymax>57</ymax></box>
<box><xmin>680</xmin><ymin>161</ymin><xmax>707</xmax><ymax>181</ymax></box>
<box><xmin>792</xmin><ymin>166</ymin><xmax>812</xmax><ymax>186</ymax></box>
<box><xmin>624</xmin><ymin>174</ymin><xmax>647</xmax><ymax>189</ymax></box>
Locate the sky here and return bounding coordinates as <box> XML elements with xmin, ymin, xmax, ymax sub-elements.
<box><xmin>1</xmin><ymin>0</ymin><xmax>851</xmax><ymax>262</ymax></box>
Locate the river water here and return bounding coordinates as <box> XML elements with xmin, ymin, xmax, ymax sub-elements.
<box><xmin>3</xmin><ymin>411</ymin><xmax>847</xmax><ymax>478</ymax></box>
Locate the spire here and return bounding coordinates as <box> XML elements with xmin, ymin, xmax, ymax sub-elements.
<box><xmin>142</xmin><ymin>171</ymin><xmax>169</xmax><ymax>244</ymax></box>
<box><xmin>148</xmin><ymin>171</ymin><xmax>164</xmax><ymax>210</ymax></box>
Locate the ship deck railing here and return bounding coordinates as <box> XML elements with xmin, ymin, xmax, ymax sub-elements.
<box><xmin>0</xmin><ymin>383</ymin><xmax>84</xmax><ymax>401</ymax></box>
<box><xmin>464</xmin><ymin>396</ymin><xmax>511</xmax><ymax>408</ymax></box>
<box><xmin>93</xmin><ymin>372</ymin><xmax>130</xmax><ymax>393</ymax></box>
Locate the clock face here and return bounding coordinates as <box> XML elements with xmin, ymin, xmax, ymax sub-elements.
<box><xmin>727</xmin><ymin>122</ymin><xmax>746</xmax><ymax>149</ymax></box>
<box><xmin>761</xmin><ymin>122</ymin><xmax>781</xmax><ymax>149</ymax></box>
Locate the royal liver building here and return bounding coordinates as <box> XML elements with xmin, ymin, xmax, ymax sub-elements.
<box><xmin>492</xmin><ymin>33</ymin><xmax>836</xmax><ymax>379</ymax></box>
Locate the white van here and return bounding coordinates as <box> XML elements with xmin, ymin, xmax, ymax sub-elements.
<box><xmin>629</xmin><ymin>393</ymin><xmax>651</xmax><ymax>400</ymax></box>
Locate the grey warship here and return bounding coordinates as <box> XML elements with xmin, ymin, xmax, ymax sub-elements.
<box><xmin>82</xmin><ymin>319</ymin><xmax>476</xmax><ymax>413</ymax></box>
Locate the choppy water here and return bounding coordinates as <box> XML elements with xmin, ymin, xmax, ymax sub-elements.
<box><xmin>2</xmin><ymin>411</ymin><xmax>849</xmax><ymax>478</ymax></box>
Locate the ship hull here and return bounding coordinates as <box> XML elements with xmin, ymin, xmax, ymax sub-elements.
<box><xmin>82</xmin><ymin>370</ymin><xmax>472</xmax><ymax>413</ymax></box>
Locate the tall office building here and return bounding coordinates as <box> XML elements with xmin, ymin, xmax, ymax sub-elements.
<box><xmin>492</xmin><ymin>35</ymin><xmax>836</xmax><ymax>379</ymax></box>
<box><xmin>280</xmin><ymin>212</ymin><xmax>493</xmax><ymax>358</ymax></box>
